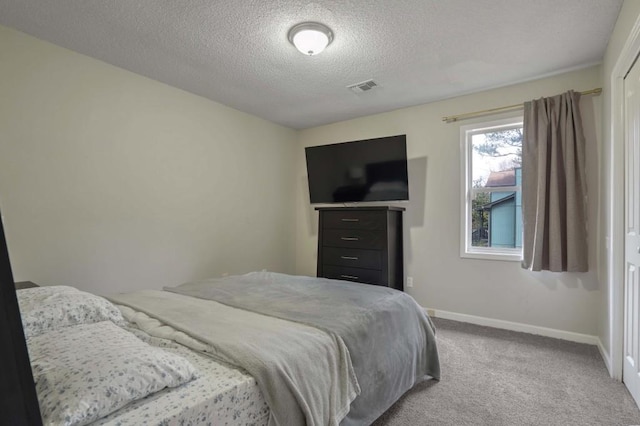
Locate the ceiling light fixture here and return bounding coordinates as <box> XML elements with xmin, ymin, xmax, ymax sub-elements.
<box><xmin>288</xmin><ymin>22</ymin><xmax>333</xmax><ymax>56</ymax></box>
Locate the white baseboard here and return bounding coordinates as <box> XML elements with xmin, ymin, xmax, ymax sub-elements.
<box><xmin>596</xmin><ymin>337</ymin><xmax>613</xmax><ymax>376</ymax></box>
<box><xmin>426</xmin><ymin>308</ymin><xmax>600</xmax><ymax>346</ymax></box>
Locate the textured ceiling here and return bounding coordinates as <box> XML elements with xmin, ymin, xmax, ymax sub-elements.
<box><xmin>0</xmin><ymin>0</ymin><xmax>623</xmax><ymax>129</ymax></box>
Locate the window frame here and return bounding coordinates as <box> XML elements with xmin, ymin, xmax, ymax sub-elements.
<box><xmin>459</xmin><ymin>116</ymin><xmax>524</xmax><ymax>261</ymax></box>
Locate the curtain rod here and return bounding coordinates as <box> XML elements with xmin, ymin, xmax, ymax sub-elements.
<box><xmin>442</xmin><ymin>87</ymin><xmax>602</xmax><ymax>123</ymax></box>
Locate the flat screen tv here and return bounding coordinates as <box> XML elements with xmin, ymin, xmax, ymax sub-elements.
<box><xmin>305</xmin><ymin>135</ymin><xmax>409</xmax><ymax>204</ymax></box>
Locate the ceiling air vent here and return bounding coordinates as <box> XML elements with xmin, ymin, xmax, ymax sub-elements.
<box><xmin>347</xmin><ymin>79</ymin><xmax>378</xmax><ymax>94</ymax></box>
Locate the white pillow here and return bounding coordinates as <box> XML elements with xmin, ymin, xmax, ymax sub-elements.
<box><xmin>17</xmin><ymin>285</ymin><xmax>125</xmax><ymax>338</ymax></box>
<box><xmin>28</xmin><ymin>321</ymin><xmax>198</xmax><ymax>426</ymax></box>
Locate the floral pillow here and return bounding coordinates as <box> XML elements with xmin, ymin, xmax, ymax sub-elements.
<box><xmin>28</xmin><ymin>321</ymin><xmax>198</xmax><ymax>426</ymax></box>
<box><xmin>17</xmin><ymin>285</ymin><xmax>126</xmax><ymax>338</ymax></box>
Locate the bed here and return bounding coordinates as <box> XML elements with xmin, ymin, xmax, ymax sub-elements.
<box><xmin>9</xmin><ymin>271</ymin><xmax>440</xmax><ymax>426</ymax></box>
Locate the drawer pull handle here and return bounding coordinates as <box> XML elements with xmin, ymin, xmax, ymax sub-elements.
<box><xmin>341</xmin><ymin>218</ymin><xmax>359</xmax><ymax>222</ymax></box>
<box><xmin>341</xmin><ymin>256</ymin><xmax>359</xmax><ymax>260</ymax></box>
<box><xmin>340</xmin><ymin>274</ymin><xmax>359</xmax><ymax>280</ymax></box>
<box><xmin>341</xmin><ymin>237</ymin><xmax>359</xmax><ymax>241</ymax></box>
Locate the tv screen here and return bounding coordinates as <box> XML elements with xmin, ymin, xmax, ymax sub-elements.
<box><xmin>305</xmin><ymin>135</ymin><xmax>409</xmax><ymax>204</ymax></box>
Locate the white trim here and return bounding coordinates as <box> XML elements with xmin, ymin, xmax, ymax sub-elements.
<box><xmin>426</xmin><ymin>308</ymin><xmax>599</xmax><ymax>345</ymax></box>
<box><xmin>461</xmin><ymin>251</ymin><xmax>522</xmax><ymax>262</ymax></box>
<box><xmin>471</xmin><ymin>185</ymin><xmax>521</xmax><ymax>195</ymax></box>
<box><xmin>460</xmin><ymin>121</ymin><xmax>472</xmax><ymax>258</ymax></box>
<box><xmin>597</xmin><ymin>337</ymin><xmax>613</xmax><ymax>376</ymax></box>
<box><xmin>459</xmin><ymin>116</ymin><xmax>524</xmax><ymax>260</ymax></box>
<box><xmin>609</xmin><ymin>13</ymin><xmax>640</xmax><ymax>382</ymax></box>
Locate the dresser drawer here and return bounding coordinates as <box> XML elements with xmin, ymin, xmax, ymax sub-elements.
<box><xmin>322</xmin><ymin>229</ymin><xmax>386</xmax><ymax>250</ymax></box>
<box><xmin>322</xmin><ymin>247</ymin><xmax>382</xmax><ymax>269</ymax></box>
<box><xmin>322</xmin><ymin>265</ymin><xmax>385</xmax><ymax>285</ymax></box>
<box><xmin>322</xmin><ymin>210</ymin><xmax>386</xmax><ymax>230</ymax></box>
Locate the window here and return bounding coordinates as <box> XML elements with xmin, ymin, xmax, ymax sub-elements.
<box><xmin>460</xmin><ymin>116</ymin><xmax>523</xmax><ymax>261</ymax></box>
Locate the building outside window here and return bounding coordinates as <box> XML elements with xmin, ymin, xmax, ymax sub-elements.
<box><xmin>460</xmin><ymin>116</ymin><xmax>523</xmax><ymax>261</ymax></box>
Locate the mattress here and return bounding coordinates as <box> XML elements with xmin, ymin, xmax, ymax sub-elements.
<box><xmin>92</xmin><ymin>307</ymin><xmax>269</xmax><ymax>426</ymax></box>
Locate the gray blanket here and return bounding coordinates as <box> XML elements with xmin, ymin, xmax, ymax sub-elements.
<box><xmin>107</xmin><ymin>289</ymin><xmax>359</xmax><ymax>426</ymax></box>
<box><xmin>166</xmin><ymin>271</ymin><xmax>441</xmax><ymax>426</ymax></box>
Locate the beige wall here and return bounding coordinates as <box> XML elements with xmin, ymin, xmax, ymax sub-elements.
<box><xmin>599</xmin><ymin>0</ymin><xmax>640</xmax><ymax>362</ymax></box>
<box><xmin>295</xmin><ymin>66</ymin><xmax>603</xmax><ymax>336</ymax></box>
<box><xmin>0</xmin><ymin>26</ymin><xmax>298</xmax><ymax>294</ymax></box>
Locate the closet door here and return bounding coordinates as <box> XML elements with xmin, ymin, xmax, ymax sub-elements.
<box><xmin>623</xmin><ymin>55</ymin><xmax>640</xmax><ymax>408</ymax></box>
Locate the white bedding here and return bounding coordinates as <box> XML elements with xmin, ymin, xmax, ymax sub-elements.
<box><xmin>107</xmin><ymin>290</ymin><xmax>359</xmax><ymax>426</ymax></box>
<box><xmin>30</xmin><ymin>321</ymin><xmax>198</xmax><ymax>426</ymax></box>
<box><xmin>17</xmin><ymin>285</ymin><xmax>126</xmax><ymax>338</ymax></box>
<box><xmin>19</xmin><ymin>286</ymin><xmax>246</xmax><ymax>426</ymax></box>
<box><xmin>93</xmin><ymin>307</ymin><xmax>270</xmax><ymax>426</ymax></box>
<box><xmin>20</xmin><ymin>273</ymin><xmax>438</xmax><ymax>425</ymax></box>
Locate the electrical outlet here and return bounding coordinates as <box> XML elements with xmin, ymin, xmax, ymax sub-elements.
<box><xmin>406</xmin><ymin>276</ymin><xmax>414</xmax><ymax>288</ymax></box>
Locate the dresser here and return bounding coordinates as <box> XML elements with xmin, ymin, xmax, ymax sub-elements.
<box><xmin>316</xmin><ymin>206</ymin><xmax>404</xmax><ymax>290</ymax></box>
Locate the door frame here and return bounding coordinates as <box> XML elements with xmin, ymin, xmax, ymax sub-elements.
<box><xmin>610</xmin><ymin>14</ymin><xmax>640</xmax><ymax>381</ymax></box>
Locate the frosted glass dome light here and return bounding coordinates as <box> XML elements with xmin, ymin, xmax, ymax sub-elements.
<box><xmin>288</xmin><ymin>22</ymin><xmax>333</xmax><ymax>56</ymax></box>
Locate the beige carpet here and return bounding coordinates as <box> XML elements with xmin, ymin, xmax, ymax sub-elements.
<box><xmin>373</xmin><ymin>318</ymin><xmax>640</xmax><ymax>426</ymax></box>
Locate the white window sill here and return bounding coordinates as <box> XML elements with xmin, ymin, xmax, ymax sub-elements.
<box><xmin>461</xmin><ymin>250</ymin><xmax>522</xmax><ymax>262</ymax></box>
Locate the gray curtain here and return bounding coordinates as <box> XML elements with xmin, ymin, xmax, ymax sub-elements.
<box><xmin>521</xmin><ymin>90</ymin><xmax>588</xmax><ymax>272</ymax></box>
